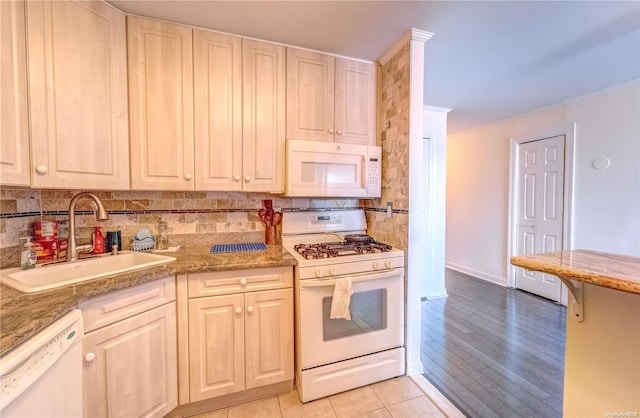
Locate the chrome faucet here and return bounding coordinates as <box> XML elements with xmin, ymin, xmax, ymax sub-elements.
<box><xmin>67</xmin><ymin>192</ymin><xmax>109</xmax><ymax>262</ymax></box>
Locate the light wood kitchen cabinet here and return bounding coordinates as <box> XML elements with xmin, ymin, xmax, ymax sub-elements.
<box><xmin>25</xmin><ymin>0</ymin><xmax>130</xmax><ymax>189</ymax></box>
<box><xmin>1</xmin><ymin>0</ymin><xmax>30</xmax><ymax>187</ymax></box>
<box><xmin>180</xmin><ymin>267</ymin><xmax>293</xmax><ymax>404</ymax></box>
<box><xmin>241</xmin><ymin>39</ymin><xmax>286</xmax><ymax>193</ymax></box>
<box><xmin>193</xmin><ymin>34</ymin><xmax>285</xmax><ymax>193</ymax></box>
<box><xmin>287</xmin><ymin>48</ymin><xmax>376</xmax><ymax>145</ymax></box>
<box><xmin>81</xmin><ymin>277</ymin><xmax>177</xmax><ymax>418</ymax></box>
<box><xmin>193</xmin><ymin>30</ymin><xmax>242</xmax><ymax>191</ymax></box>
<box><xmin>128</xmin><ymin>16</ymin><xmax>194</xmax><ymax>191</ymax></box>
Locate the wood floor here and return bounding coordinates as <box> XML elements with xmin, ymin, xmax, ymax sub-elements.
<box><xmin>421</xmin><ymin>269</ymin><xmax>566</xmax><ymax>418</ymax></box>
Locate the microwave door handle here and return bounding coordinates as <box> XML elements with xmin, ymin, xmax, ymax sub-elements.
<box><xmin>299</xmin><ymin>268</ymin><xmax>403</xmax><ymax>288</ymax></box>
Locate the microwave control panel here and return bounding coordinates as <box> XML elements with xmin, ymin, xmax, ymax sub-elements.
<box><xmin>366</xmin><ymin>146</ymin><xmax>382</xmax><ymax>197</ymax></box>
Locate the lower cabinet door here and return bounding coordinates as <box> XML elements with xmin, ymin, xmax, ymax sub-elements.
<box><xmin>244</xmin><ymin>289</ymin><xmax>294</xmax><ymax>389</ymax></box>
<box><xmin>188</xmin><ymin>293</ymin><xmax>245</xmax><ymax>401</ymax></box>
<box><xmin>83</xmin><ymin>302</ymin><xmax>177</xmax><ymax>418</ymax></box>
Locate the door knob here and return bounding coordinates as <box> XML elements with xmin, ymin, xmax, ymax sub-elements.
<box><xmin>235</xmin><ymin>307</ymin><xmax>242</xmax><ymax>314</ymax></box>
<box><xmin>184</xmin><ymin>173</ymin><xmax>192</xmax><ymax>180</ymax></box>
<box><xmin>35</xmin><ymin>165</ymin><xmax>48</xmax><ymax>175</ymax></box>
<box><xmin>85</xmin><ymin>353</ymin><xmax>95</xmax><ymax>362</ymax></box>
<box><xmin>246</xmin><ymin>306</ymin><xmax>254</xmax><ymax>313</ymax></box>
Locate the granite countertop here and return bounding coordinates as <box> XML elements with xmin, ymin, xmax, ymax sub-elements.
<box><xmin>0</xmin><ymin>245</ymin><xmax>295</xmax><ymax>357</ymax></box>
<box><xmin>510</xmin><ymin>249</ymin><xmax>640</xmax><ymax>295</ymax></box>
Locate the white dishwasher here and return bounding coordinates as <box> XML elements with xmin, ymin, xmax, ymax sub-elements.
<box><xmin>0</xmin><ymin>309</ymin><xmax>83</xmax><ymax>418</ymax></box>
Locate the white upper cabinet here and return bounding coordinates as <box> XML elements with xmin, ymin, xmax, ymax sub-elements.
<box><xmin>193</xmin><ymin>30</ymin><xmax>242</xmax><ymax>191</ymax></box>
<box><xmin>286</xmin><ymin>48</ymin><xmax>376</xmax><ymax>145</ymax></box>
<box><xmin>26</xmin><ymin>0</ymin><xmax>129</xmax><ymax>189</ymax></box>
<box><xmin>242</xmin><ymin>39</ymin><xmax>286</xmax><ymax>193</ymax></box>
<box><xmin>0</xmin><ymin>0</ymin><xmax>30</xmax><ymax>186</ymax></box>
<box><xmin>128</xmin><ymin>16</ymin><xmax>194</xmax><ymax>191</ymax></box>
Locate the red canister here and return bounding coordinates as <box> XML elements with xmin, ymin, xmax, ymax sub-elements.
<box><xmin>33</xmin><ymin>221</ymin><xmax>58</xmax><ymax>241</ymax></box>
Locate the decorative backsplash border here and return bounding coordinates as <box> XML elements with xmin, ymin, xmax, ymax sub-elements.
<box><xmin>0</xmin><ymin>206</ymin><xmax>386</xmax><ymax>219</ymax></box>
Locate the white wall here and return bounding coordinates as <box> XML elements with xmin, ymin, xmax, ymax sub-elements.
<box><xmin>446</xmin><ymin>80</ymin><xmax>640</xmax><ymax>284</ymax></box>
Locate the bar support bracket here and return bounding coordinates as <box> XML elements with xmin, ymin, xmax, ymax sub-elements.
<box><xmin>557</xmin><ymin>275</ymin><xmax>584</xmax><ymax>322</ymax></box>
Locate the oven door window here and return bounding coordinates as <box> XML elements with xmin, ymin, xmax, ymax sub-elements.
<box><xmin>321</xmin><ymin>289</ymin><xmax>387</xmax><ymax>341</ymax></box>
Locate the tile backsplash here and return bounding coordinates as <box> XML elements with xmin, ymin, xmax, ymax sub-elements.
<box><xmin>0</xmin><ymin>188</ymin><xmax>362</xmax><ymax>266</ymax></box>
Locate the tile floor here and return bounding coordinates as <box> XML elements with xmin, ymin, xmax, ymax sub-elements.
<box><xmin>188</xmin><ymin>376</ymin><xmax>449</xmax><ymax>418</ymax></box>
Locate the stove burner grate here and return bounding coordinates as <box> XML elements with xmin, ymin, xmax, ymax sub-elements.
<box><xmin>293</xmin><ymin>240</ymin><xmax>392</xmax><ymax>259</ymax></box>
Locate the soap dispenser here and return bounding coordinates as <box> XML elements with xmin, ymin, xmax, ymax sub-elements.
<box><xmin>21</xmin><ymin>237</ymin><xmax>37</xmax><ymax>269</ymax></box>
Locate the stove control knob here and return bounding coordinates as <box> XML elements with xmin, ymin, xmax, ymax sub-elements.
<box><xmin>385</xmin><ymin>260</ymin><xmax>393</xmax><ymax>269</ymax></box>
<box><xmin>330</xmin><ymin>267</ymin><xmax>337</xmax><ymax>276</ymax></box>
<box><xmin>373</xmin><ymin>261</ymin><xmax>381</xmax><ymax>270</ymax></box>
<box><xmin>315</xmin><ymin>268</ymin><xmax>324</xmax><ymax>278</ymax></box>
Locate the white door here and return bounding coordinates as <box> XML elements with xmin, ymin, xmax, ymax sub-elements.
<box><xmin>515</xmin><ymin>135</ymin><xmax>565</xmax><ymax>301</ymax></box>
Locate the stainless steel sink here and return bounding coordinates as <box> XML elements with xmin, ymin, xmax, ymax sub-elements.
<box><xmin>0</xmin><ymin>251</ymin><xmax>176</xmax><ymax>293</ymax></box>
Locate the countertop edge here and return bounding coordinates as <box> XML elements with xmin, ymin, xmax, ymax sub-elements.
<box><xmin>510</xmin><ymin>249</ymin><xmax>640</xmax><ymax>296</ymax></box>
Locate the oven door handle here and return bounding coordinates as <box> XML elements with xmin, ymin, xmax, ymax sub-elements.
<box><xmin>298</xmin><ymin>268</ymin><xmax>403</xmax><ymax>288</ymax></box>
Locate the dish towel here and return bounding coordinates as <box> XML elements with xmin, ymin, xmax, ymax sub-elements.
<box><xmin>330</xmin><ymin>277</ymin><xmax>353</xmax><ymax>320</ymax></box>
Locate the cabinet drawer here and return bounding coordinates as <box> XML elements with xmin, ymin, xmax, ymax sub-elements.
<box><xmin>188</xmin><ymin>267</ymin><xmax>292</xmax><ymax>298</ymax></box>
<box><xmin>80</xmin><ymin>276</ymin><xmax>176</xmax><ymax>332</ymax></box>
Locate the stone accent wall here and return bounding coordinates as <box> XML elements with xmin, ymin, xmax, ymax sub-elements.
<box><xmin>0</xmin><ymin>187</ymin><xmax>359</xmax><ymax>266</ymax></box>
<box><xmin>363</xmin><ymin>44</ymin><xmax>411</xmax><ymax>250</ymax></box>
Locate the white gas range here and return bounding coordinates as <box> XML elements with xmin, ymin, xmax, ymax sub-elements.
<box><xmin>282</xmin><ymin>210</ymin><xmax>406</xmax><ymax>403</ymax></box>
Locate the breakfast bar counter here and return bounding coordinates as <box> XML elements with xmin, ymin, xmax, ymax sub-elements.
<box><xmin>511</xmin><ymin>249</ymin><xmax>640</xmax><ymax>418</ymax></box>
<box><xmin>510</xmin><ymin>249</ymin><xmax>640</xmax><ymax>295</ymax></box>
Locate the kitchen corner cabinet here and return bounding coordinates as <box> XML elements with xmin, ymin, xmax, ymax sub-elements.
<box><xmin>182</xmin><ymin>267</ymin><xmax>294</xmax><ymax>403</ymax></box>
<box><xmin>193</xmin><ymin>33</ymin><xmax>285</xmax><ymax>193</ymax></box>
<box><xmin>81</xmin><ymin>277</ymin><xmax>177</xmax><ymax>418</ymax></box>
<box><xmin>0</xmin><ymin>0</ymin><xmax>30</xmax><ymax>186</ymax></box>
<box><xmin>286</xmin><ymin>48</ymin><xmax>376</xmax><ymax>146</ymax></box>
<box><xmin>26</xmin><ymin>0</ymin><xmax>130</xmax><ymax>190</ymax></box>
<box><xmin>128</xmin><ymin>16</ymin><xmax>194</xmax><ymax>191</ymax></box>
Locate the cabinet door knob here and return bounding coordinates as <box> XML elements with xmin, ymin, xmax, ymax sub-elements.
<box><xmin>244</xmin><ymin>176</ymin><xmax>250</xmax><ymax>182</ymax></box>
<box><xmin>246</xmin><ymin>306</ymin><xmax>254</xmax><ymax>313</ymax></box>
<box><xmin>336</xmin><ymin>129</ymin><xmax>343</xmax><ymax>135</ymax></box>
<box><xmin>234</xmin><ymin>175</ymin><xmax>241</xmax><ymax>182</ymax></box>
<box><xmin>35</xmin><ymin>165</ymin><xmax>48</xmax><ymax>175</ymax></box>
<box><xmin>240</xmin><ymin>278</ymin><xmax>247</xmax><ymax>285</ymax></box>
<box><xmin>85</xmin><ymin>352</ymin><xmax>95</xmax><ymax>362</ymax></box>
<box><xmin>235</xmin><ymin>307</ymin><xmax>242</xmax><ymax>314</ymax></box>
<box><xmin>184</xmin><ymin>173</ymin><xmax>192</xmax><ymax>180</ymax></box>
<box><xmin>328</xmin><ymin>128</ymin><xmax>335</xmax><ymax>134</ymax></box>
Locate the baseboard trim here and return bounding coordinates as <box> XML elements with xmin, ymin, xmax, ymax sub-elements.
<box><xmin>445</xmin><ymin>262</ymin><xmax>507</xmax><ymax>287</ymax></box>
<box><xmin>405</xmin><ymin>360</ymin><xmax>424</xmax><ymax>376</ymax></box>
<box><xmin>423</xmin><ymin>291</ymin><xmax>448</xmax><ymax>300</ymax></box>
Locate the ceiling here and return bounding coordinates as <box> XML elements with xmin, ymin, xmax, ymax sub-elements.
<box><xmin>107</xmin><ymin>1</ymin><xmax>640</xmax><ymax>134</ymax></box>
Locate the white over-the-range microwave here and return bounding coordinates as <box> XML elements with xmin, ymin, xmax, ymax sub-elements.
<box><xmin>285</xmin><ymin>140</ymin><xmax>382</xmax><ymax>198</ymax></box>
